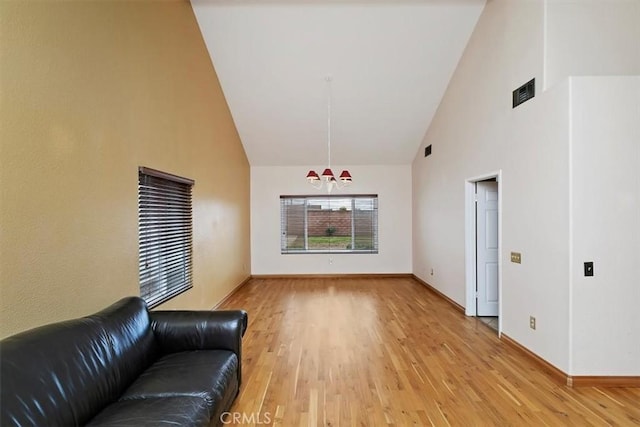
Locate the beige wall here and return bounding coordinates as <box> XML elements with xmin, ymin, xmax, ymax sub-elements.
<box><xmin>0</xmin><ymin>0</ymin><xmax>250</xmax><ymax>338</ymax></box>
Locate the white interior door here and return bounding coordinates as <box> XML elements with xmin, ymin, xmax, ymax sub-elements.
<box><xmin>476</xmin><ymin>181</ymin><xmax>499</xmax><ymax>316</ymax></box>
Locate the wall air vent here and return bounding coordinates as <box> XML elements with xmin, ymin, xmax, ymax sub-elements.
<box><xmin>512</xmin><ymin>78</ymin><xmax>535</xmax><ymax>108</ymax></box>
<box><xmin>424</xmin><ymin>145</ymin><xmax>432</xmax><ymax>157</ymax></box>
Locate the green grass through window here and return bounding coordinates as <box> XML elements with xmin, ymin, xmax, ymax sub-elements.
<box><xmin>288</xmin><ymin>236</ymin><xmax>373</xmax><ymax>251</ymax></box>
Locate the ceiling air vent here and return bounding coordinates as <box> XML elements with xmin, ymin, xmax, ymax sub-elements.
<box><xmin>512</xmin><ymin>78</ymin><xmax>535</xmax><ymax>108</ymax></box>
<box><xmin>424</xmin><ymin>145</ymin><xmax>432</xmax><ymax>157</ymax></box>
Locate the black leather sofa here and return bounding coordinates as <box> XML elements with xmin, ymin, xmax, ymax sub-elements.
<box><xmin>0</xmin><ymin>297</ymin><xmax>248</xmax><ymax>427</ymax></box>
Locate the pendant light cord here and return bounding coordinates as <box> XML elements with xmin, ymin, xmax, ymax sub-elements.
<box><xmin>326</xmin><ymin>76</ymin><xmax>332</xmax><ymax>169</ymax></box>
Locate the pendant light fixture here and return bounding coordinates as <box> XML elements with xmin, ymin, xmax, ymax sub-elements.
<box><xmin>306</xmin><ymin>76</ymin><xmax>352</xmax><ymax>193</ymax></box>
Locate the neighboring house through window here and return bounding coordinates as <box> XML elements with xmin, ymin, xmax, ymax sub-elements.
<box><xmin>138</xmin><ymin>167</ymin><xmax>194</xmax><ymax>308</ymax></box>
<box><xmin>280</xmin><ymin>195</ymin><xmax>378</xmax><ymax>254</ymax></box>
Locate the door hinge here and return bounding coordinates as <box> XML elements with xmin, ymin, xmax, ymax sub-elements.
<box><xmin>474</xmin><ymin>194</ymin><xmax>478</xmax><ymax>202</ymax></box>
<box><xmin>475</xmin><ymin>291</ymin><xmax>478</xmax><ymax>298</ymax></box>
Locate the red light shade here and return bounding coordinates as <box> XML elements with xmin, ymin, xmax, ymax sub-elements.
<box><xmin>339</xmin><ymin>170</ymin><xmax>352</xmax><ymax>182</ymax></box>
<box><xmin>306</xmin><ymin>170</ymin><xmax>320</xmax><ymax>181</ymax></box>
<box><xmin>321</xmin><ymin>168</ymin><xmax>335</xmax><ymax>180</ymax></box>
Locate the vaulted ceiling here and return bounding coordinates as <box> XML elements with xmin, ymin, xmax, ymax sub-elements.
<box><xmin>191</xmin><ymin>0</ymin><xmax>485</xmax><ymax>166</ymax></box>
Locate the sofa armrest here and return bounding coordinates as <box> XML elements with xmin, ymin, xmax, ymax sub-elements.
<box><xmin>150</xmin><ymin>309</ymin><xmax>248</xmax><ymax>386</ymax></box>
<box><xmin>150</xmin><ymin>310</ymin><xmax>247</xmax><ymax>354</ymax></box>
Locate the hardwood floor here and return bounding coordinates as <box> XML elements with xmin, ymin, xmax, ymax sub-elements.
<box><xmin>218</xmin><ymin>277</ymin><xmax>640</xmax><ymax>426</ymax></box>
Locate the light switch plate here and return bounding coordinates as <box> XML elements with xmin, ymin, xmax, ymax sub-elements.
<box><xmin>511</xmin><ymin>252</ymin><xmax>522</xmax><ymax>264</ymax></box>
<box><xmin>584</xmin><ymin>261</ymin><xmax>594</xmax><ymax>277</ymax></box>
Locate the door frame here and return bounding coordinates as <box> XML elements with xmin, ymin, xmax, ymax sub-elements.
<box><xmin>464</xmin><ymin>170</ymin><xmax>503</xmax><ymax>335</ymax></box>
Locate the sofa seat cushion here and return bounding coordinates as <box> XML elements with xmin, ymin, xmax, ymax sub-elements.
<box><xmin>121</xmin><ymin>350</ymin><xmax>238</xmax><ymax>411</ymax></box>
<box><xmin>86</xmin><ymin>396</ymin><xmax>210</xmax><ymax>427</ymax></box>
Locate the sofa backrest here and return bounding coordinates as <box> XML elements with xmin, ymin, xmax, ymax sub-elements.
<box><xmin>91</xmin><ymin>297</ymin><xmax>158</xmax><ymax>395</ymax></box>
<box><xmin>0</xmin><ymin>297</ymin><xmax>157</xmax><ymax>426</ymax></box>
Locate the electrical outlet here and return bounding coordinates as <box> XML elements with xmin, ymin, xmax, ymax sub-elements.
<box><xmin>529</xmin><ymin>316</ymin><xmax>536</xmax><ymax>330</ymax></box>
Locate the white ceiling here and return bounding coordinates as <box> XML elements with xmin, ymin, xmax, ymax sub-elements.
<box><xmin>191</xmin><ymin>0</ymin><xmax>485</xmax><ymax>166</ymax></box>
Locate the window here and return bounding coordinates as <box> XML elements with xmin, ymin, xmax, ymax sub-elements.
<box><xmin>138</xmin><ymin>167</ymin><xmax>194</xmax><ymax>308</ymax></box>
<box><xmin>280</xmin><ymin>195</ymin><xmax>378</xmax><ymax>254</ymax></box>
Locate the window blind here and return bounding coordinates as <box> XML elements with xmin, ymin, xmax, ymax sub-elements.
<box><xmin>138</xmin><ymin>167</ymin><xmax>194</xmax><ymax>308</ymax></box>
<box><xmin>280</xmin><ymin>195</ymin><xmax>378</xmax><ymax>254</ymax></box>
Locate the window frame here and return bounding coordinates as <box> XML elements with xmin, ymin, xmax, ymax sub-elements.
<box><xmin>280</xmin><ymin>194</ymin><xmax>379</xmax><ymax>255</ymax></box>
<box><xmin>138</xmin><ymin>166</ymin><xmax>194</xmax><ymax>308</ymax></box>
